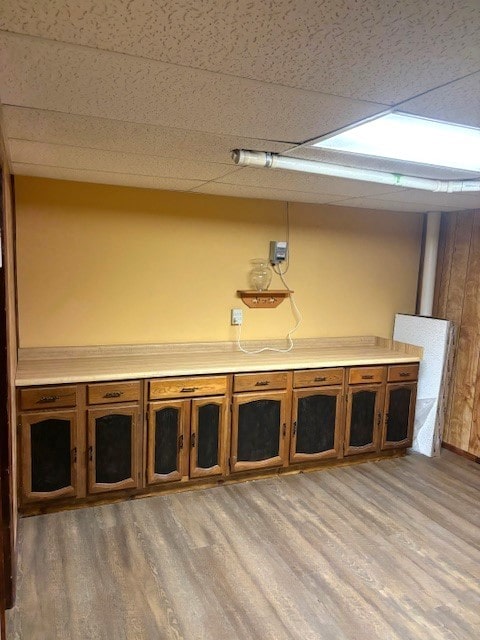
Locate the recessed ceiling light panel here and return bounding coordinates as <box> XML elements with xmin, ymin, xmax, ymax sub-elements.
<box><xmin>311</xmin><ymin>112</ymin><xmax>480</xmax><ymax>172</ymax></box>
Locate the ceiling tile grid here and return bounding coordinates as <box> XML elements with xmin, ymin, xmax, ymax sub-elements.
<box><xmin>1</xmin><ymin>1</ymin><xmax>479</xmax><ymax>211</ymax></box>
<box><xmin>1</xmin><ymin>1</ymin><xmax>479</xmax><ymax>103</ymax></box>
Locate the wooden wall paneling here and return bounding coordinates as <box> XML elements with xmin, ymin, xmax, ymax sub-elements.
<box><xmin>440</xmin><ymin>212</ymin><xmax>473</xmax><ymax>449</ymax></box>
<box><xmin>433</xmin><ymin>213</ymin><xmax>455</xmax><ymax>319</ymax></box>
<box><xmin>447</xmin><ymin>212</ymin><xmax>479</xmax><ymax>453</ymax></box>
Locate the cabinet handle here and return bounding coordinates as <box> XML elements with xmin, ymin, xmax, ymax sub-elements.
<box><xmin>181</xmin><ymin>387</ymin><xmax>198</xmax><ymax>393</ymax></box>
<box><xmin>399</xmin><ymin>372</ymin><xmax>411</xmax><ymax>378</ymax></box>
<box><xmin>293</xmin><ymin>421</ymin><xmax>297</xmax><ymax>435</ymax></box>
<box><xmin>282</xmin><ymin>423</ymin><xmax>286</xmax><ymax>437</ymax></box>
<box><xmin>362</xmin><ymin>375</ymin><xmax>374</xmax><ymax>380</ymax></box>
<box><xmin>88</xmin><ymin>446</ymin><xmax>93</xmax><ymax>461</ymax></box>
<box><xmin>377</xmin><ymin>412</ymin><xmax>382</xmax><ymax>427</ymax></box>
<box><xmin>314</xmin><ymin>376</ymin><xmax>326</xmax><ymax>382</ymax></box>
<box><xmin>104</xmin><ymin>391</ymin><xmax>123</xmax><ymax>398</ymax></box>
<box><xmin>255</xmin><ymin>380</ymin><xmax>270</xmax><ymax>386</ymax></box>
<box><xmin>37</xmin><ymin>395</ymin><xmax>60</xmax><ymax>403</ymax></box>
<box><xmin>385</xmin><ymin>412</ymin><xmax>390</xmax><ymax>425</ymax></box>
<box><xmin>191</xmin><ymin>433</ymin><xmax>196</xmax><ymax>448</ymax></box>
<box><xmin>72</xmin><ymin>447</ymin><xmax>77</xmax><ymax>463</ymax></box>
<box><xmin>178</xmin><ymin>434</ymin><xmax>184</xmax><ymax>450</ymax></box>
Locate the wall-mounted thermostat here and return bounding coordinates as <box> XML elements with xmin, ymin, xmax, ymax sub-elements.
<box><xmin>269</xmin><ymin>241</ymin><xmax>288</xmax><ymax>264</ymax></box>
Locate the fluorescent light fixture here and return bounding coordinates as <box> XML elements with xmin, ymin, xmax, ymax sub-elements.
<box><xmin>311</xmin><ymin>112</ymin><xmax>480</xmax><ymax>172</ymax></box>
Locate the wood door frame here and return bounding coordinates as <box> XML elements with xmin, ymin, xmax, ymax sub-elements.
<box><xmin>344</xmin><ymin>384</ymin><xmax>385</xmax><ymax>456</ymax></box>
<box><xmin>381</xmin><ymin>382</ymin><xmax>417</xmax><ymax>449</ymax></box>
<box><xmin>190</xmin><ymin>396</ymin><xmax>228</xmax><ymax>478</ymax></box>
<box><xmin>231</xmin><ymin>390</ymin><xmax>288</xmax><ymax>473</ymax></box>
<box><xmin>290</xmin><ymin>386</ymin><xmax>343</xmax><ymax>463</ymax></box>
<box><xmin>147</xmin><ymin>400</ymin><xmax>189</xmax><ymax>485</ymax></box>
<box><xmin>87</xmin><ymin>404</ymin><xmax>139</xmax><ymax>494</ymax></box>
<box><xmin>20</xmin><ymin>410</ymin><xmax>78</xmax><ymax>502</ymax></box>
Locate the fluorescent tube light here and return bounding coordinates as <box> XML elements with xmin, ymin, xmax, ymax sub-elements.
<box><xmin>311</xmin><ymin>112</ymin><xmax>480</xmax><ymax>172</ymax></box>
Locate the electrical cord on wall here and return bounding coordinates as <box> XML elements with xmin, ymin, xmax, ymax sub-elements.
<box><xmin>236</xmin><ymin>261</ymin><xmax>302</xmax><ymax>354</ymax></box>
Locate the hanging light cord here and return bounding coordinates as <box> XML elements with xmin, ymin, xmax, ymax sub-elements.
<box><xmin>236</xmin><ymin>261</ymin><xmax>302</xmax><ymax>354</ymax></box>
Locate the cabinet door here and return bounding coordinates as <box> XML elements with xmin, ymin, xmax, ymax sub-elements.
<box><xmin>381</xmin><ymin>383</ymin><xmax>417</xmax><ymax>449</ymax></box>
<box><xmin>231</xmin><ymin>391</ymin><xmax>288</xmax><ymax>472</ymax></box>
<box><xmin>190</xmin><ymin>396</ymin><xmax>228</xmax><ymax>478</ymax></box>
<box><xmin>21</xmin><ymin>410</ymin><xmax>78</xmax><ymax>502</ymax></box>
<box><xmin>147</xmin><ymin>400</ymin><xmax>189</xmax><ymax>484</ymax></box>
<box><xmin>344</xmin><ymin>385</ymin><xmax>384</xmax><ymax>455</ymax></box>
<box><xmin>88</xmin><ymin>405</ymin><xmax>140</xmax><ymax>494</ymax></box>
<box><xmin>291</xmin><ymin>387</ymin><xmax>343</xmax><ymax>462</ymax></box>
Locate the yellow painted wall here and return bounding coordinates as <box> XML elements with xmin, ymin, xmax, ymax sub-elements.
<box><xmin>15</xmin><ymin>176</ymin><xmax>423</xmax><ymax>347</ymax></box>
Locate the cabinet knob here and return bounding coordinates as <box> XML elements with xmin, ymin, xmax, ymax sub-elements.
<box><xmin>292</xmin><ymin>421</ymin><xmax>297</xmax><ymax>436</ymax></box>
<box><xmin>191</xmin><ymin>433</ymin><xmax>196</xmax><ymax>448</ymax></box>
<box><xmin>178</xmin><ymin>434</ymin><xmax>184</xmax><ymax>450</ymax></box>
<box><xmin>377</xmin><ymin>412</ymin><xmax>382</xmax><ymax>427</ymax></box>
<box><xmin>282</xmin><ymin>423</ymin><xmax>286</xmax><ymax>437</ymax></box>
<box><xmin>72</xmin><ymin>447</ymin><xmax>77</xmax><ymax>463</ymax></box>
<box><xmin>88</xmin><ymin>446</ymin><xmax>93</xmax><ymax>461</ymax></box>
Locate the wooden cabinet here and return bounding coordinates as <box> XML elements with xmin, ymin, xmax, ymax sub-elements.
<box><xmin>344</xmin><ymin>367</ymin><xmax>386</xmax><ymax>455</ymax></box>
<box><xmin>380</xmin><ymin>365</ymin><xmax>418</xmax><ymax>449</ymax></box>
<box><xmin>87</xmin><ymin>405</ymin><xmax>140</xmax><ymax>494</ymax></box>
<box><xmin>290</xmin><ymin>367</ymin><xmax>344</xmax><ymax>462</ymax></box>
<box><xmin>291</xmin><ymin>387</ymin><xmax>344</xmax><ymax>462</ymax></box>
<box><xmin>20</xmin><ymin>409</ymin><xmax>79</xmax><ymax>503</ymax></box>
<box><xmin>147</xmin><ymin>376</ymin><xmax>228</xmax><ymax>484</ymax></box>
<box><xmin>17</xmin><ymin>357</ymin><xmax>419</xmax><ymax>513</ymax></box>
<box><xmin>231</xmin><ymin>385</ymin><xmax>289</xmax><ymax>473</ymax></box>
<box><xmin>87</xmin><ymin>381</ymin><xmax>142</xmax><ymax>494</ymax></box>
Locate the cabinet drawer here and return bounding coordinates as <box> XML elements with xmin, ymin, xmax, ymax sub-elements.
<box><xmin>87</xmin><ymin>381</ymin><xmax>141</xmax><ymax>405</ymax></box>
<box><xmin>19</xmin><ymin>385</ymin><xmax>77</xmax><ymax>411</ymax></box>
<box><xmin>149</xmin><ymin>375</ymin><xmax>227</xmax><ymax>399</ymax></box>
<box><xmin>348</xmin><ymin>366</ymin><xmax>385</xmax><ymax>385</ymax></box>
<box><xmin>387</xmin><ymin>363</ymin><xmax>419</xmax><ymax>383</ymax></box>
<box><xmin>233</xmin><ymin>371</ymin><xmax>287</xmax><ymax>393</ymax></box>
<box><xmin>293</xmin><ymin>368</ymin><xmax>344</xmax><ymax>388</ymax></box>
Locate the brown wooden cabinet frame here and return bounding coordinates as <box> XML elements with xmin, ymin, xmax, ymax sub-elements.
<box><xmin>87</xmin><ymin>404</ymin><xmax>140</xmax><ymax>494</ymax></box>
<box><xmin>231</xmin><ymin>390</ymin><xmax>289</xmax><ymax>473</ymax></box>
<box><xmin>147</xmin><ymin>399</ymin><xmax>190</xmax><ymax>485</ymax></box>
<box><xmin>290</xmin><ymin>386</ymin><xmax>344</xmax><ymax>463</ymax></box>
<box><xmin>20</xmin><ymin>409</ymin><xmax>79</xmax><ymax>503</ymax></box>
<box><xmin>190</xmin><ymin>396</ymin><xmax>228</xmax><ymax>479</ymax></box>
<box><xmin>381</xmin><ymin>382</ymin><xmax>417</xmax><ymax>449</ymax></box>
<box><xmin>344</xmin><ymin>384</ymin><xmax>385</xmax><ymax>456</ymax></box>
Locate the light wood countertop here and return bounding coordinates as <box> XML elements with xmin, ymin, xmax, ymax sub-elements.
<box><xmin>16</xmin><ymin>336</ymin><xmax>422</xmax><ymax>387</ymax></box>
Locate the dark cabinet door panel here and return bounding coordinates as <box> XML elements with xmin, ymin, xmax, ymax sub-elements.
<box><xmin>291</xmin><ymin>388</ymin><xmax>342</xmax><ymax>462</ymax></box>
<box><xmin>190</xmin><ymin>397</ymin><xmax>227</xmax><ymax>478</ymax></box>
<box><xmin>345</xmin><ymin>386</ymin><xmax>384</xmax><ymax>455</ymax></box>
<box><xmin>147</xmin><ymin>400</ymin><xmax>188</xmax><ymax>484</ymax></box>
<box><xmin>382</xmin><ymin>383</ymin><xmax>416</xmax><ymax>449</ymax></box>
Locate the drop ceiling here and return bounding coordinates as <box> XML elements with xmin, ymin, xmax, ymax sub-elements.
<box><xmin>1</xmin><ymin>0</ymin><xmax>479</xmax><ymax>212</ymax></box>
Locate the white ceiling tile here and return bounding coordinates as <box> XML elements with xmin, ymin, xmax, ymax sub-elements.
<box><xmin>327</xmin><ymin>197</ymin><xmax>435</xmax><ymax>212</ymax></box>
<box><xmin>9</xmin><ymin>139</ymin><xmax>238</xmax><ymax>181</ymax></box>
<box><xmin>376</xmin><ymin>189</ymin><xmax>480</xmax><ymax>210</ymax></box>
<box><xmin>399</xmin><ymin>72</ymin><xmax>480</xmax><ymax>128</ymax></box>
<box><xmin>192</xmin><ymin>182</ymin><xmax>344</xmax><ymax>204</ymax></box>
<box><xmin>1</xmin><ymin>1</ymin><xmax>479</xmax><ymax>103</ymax></box>
<box><xmin>2</xmin><ymin>106</ymin><xmax>291</xmax><ymax>163</ymax></box>
<box><xmin>0</xmin><ymin>32</ymin><xmax>386</xmax><ymax>141</ymax></box>
<box><xmin>214</xmin><ymin>167</ymin><xmax>406</xmax><ymax>198</ymax></box>
<box><xmin>12</xmin><ymin>163</ymin><xmax>204</xmax><ymax>191</ymax></box>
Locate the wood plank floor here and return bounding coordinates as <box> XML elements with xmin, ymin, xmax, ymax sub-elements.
<box><xmin>7</xmin><ymin>450</ymin><xmax>480</xmax><ymax>640</ymax></box>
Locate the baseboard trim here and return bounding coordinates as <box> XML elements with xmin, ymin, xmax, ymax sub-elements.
<box><xmin>442</xmin><ymin>441</ymin><xmax>480</xmax><ymax>463</ymax></box>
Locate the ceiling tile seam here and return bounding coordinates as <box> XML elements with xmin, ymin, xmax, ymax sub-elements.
<box><xmin>210</xmin><ymin>177</ymin><xmax>412</xmax><ymax>198</ymax></box>
<box><xmin>394</xmin><ymin>68</ymin><xmax>480</xmax><ymax>110</ymax></box>
<box><xmin>185</xmin><ymin>168</ymin><xmax>248</xmax><ymax>192</ymax></box>
<box><xmin>0</xmin><ymin>29</ymin><xmax>392</xmax><ymax>108</ymax></box>
<box><xmin>0</xmin><ymin>104</ymin><xmax>299</xmax><ymax>146</ymax></box>
<box><xmin>10</xmin><ymin>160</ymin><xmax>207</xmax><ymax>182</ymax></box>
<box><xmin>7</xmin><ymin>136</ymin><xmax>236</xmax><ymax>167</ymax></box>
